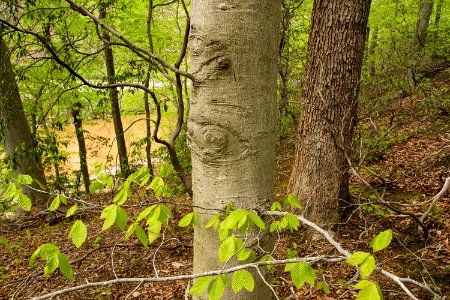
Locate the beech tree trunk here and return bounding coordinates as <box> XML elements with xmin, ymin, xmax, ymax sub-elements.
<box><xmin>99</xmin><ymin>4</ymin><xmax>131</xmax><ymax>178</ymax></box>
<box><xmin>414</xmin><ymin>1</ymin><xmax>433</xmax><ymax>52</ymax></box>
<box><xmin>188</xmin><ymin>0</ymin><xmax>280</xmax><ymax>299</ymax></box>
<box><xmin>0</xmin><ymin>31</ymin><xmax>48</xmax><ymax>206</ymax></box>
<box><xmin>288</xmin><ymin>0</ymin><xmax>371</xmax><ymax>228</ymax></box>
<box><xmin>71</xmin><ymin>102</ymin><xmax>90</xmax><ymax>193</ymax></box>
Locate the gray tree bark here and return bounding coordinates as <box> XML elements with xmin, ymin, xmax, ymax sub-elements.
<box><xmin>0</xmin><ymin>29</ymin><xmax>48</xmax><ymax>207</ymax></box>
<box><xmin>188</xmin><ymin>0</ymin><xmax>280</xmax><ymax>299</ymax></box>
<box><xmin>414</xmin><ymin>1</ymin><xmax>434</xmax><ymax>51</ymax></box>
<box><xmin>288</xmin><ymin>0</ymin><xmax>371</xmax><ymax>228</ymax></box>
<box><xmin>99</xmin><ymin>3</ymin><xmax>131</xmax><ymax>178</ymax></box>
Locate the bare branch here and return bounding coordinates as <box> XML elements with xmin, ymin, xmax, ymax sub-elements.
<box><xmin>420</xmin><ymin>176</ymin><xmax>450</xmax><ymax>222</ymax></box>
<box><xmin>63</xmin><ymin>0</ymin><xmax>194</xmax><ymax>81</ymax></box>
<box><xmin>29</xmin><ymin>256</ymin><xmax>345</xmax><ymax>300</ymax></box>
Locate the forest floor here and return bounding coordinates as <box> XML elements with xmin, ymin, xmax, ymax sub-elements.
<box><xmin>0</xmin><ymin>68</ymin><xmax>449</xmax><ymax>300</ymax></box>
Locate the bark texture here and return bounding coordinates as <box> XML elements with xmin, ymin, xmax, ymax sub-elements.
<box><xmin>414</xmin><ymin>1</ymin><xmax>434</xmax><ymax>51</ymax></box>
<box><xmin>99</xmin><ymin>4</ymin><xmax>131</xmax><ymax>178</ymax></box>
<box><xmin>188</xmin><ymin>0</ymin><xmax>280</xmax><ymax>299</ymax></box>
<box><xmin>0</xmin><ymin>33</ymin><xmax>48</xmax><ymax>206</ymax></box>
<box><xmin>288</xmin><ymin>0</ymin><xmax>371</xmax><ymax>228</ymax></box>
<box><xmin>71</xmin><ymin>102</ymin><xmax>90</xmax><ymax>193</ymax></box>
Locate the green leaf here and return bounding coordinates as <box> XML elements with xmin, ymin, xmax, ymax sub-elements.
<box><xmin>89</xmin><ymin>181</ymin><xmax>104</xmax><ymax>193</ymax></box>
<box><xmin>219</xmin><ymin>236</ymin><xmax>236</xmax><ymax>262</ymax></box>
<box><xmin>178</xmin><ymin>212</ymin><xmax>194</xmax><ymax>227</ymax></box>
<box><xmin>218</xmin><ymin>228</ymin><xmax>231</xmax><ymax>241</ymax></box>
<box><xmin>115</xmin><ymin>206</ymin><xmax>129</xmax><ymax>231</ymax></box>
<box><xmin>66</xmin><ymin>205</ymin><xmax>78</xmax><ymax>218</ymax></box>
<box><xmin>124</xmin><ymin>224</ymin><xmax>135</xmax><ymax>240</ymax></box>
<box><xmin>221</xmin><ymin>209</ymin><xmax>246</xmax><ymax>230</ymax></box>
<box><xmin>17</xmin><ymin>174</ymin><xmax>33</xmax><ymax>185</ymax></box>
<box><xmin>100</xmin><ymin>205</ymin><xmax>117</xmax><ymax>231</ymax></box>
<box><xmin>271</xmin><ymin>201</ymin><xmax>282</xmax><ymax>211</ymax></box>
<box><xmin>58</xmin><ymin>253</ymin><xmax>74</xmax><ymax>281</ymax></box>
<box><xmin>360</xmin><ymin>254</ymin><xmax>376</xmax><ymax>278</ymax></box>
<box><xmin>208</xmin><ymin>276</ymin><xmax>225</xmax><ymax>300</ymax></box>
<box><xmin>0</xmin><ymin>236</ymin><xmax>12</xmax><ymax>253</ymax></box>
<box><xmin>149</xmin><ymin>177</ymin><xmax>165</xmax><ymax>197</ymax></box>
<box><xmin>205</xmin><ymin>214</ymin><xmax>221</xmax><ymax>230</ymax></box>
<box><xmin>16</xmin><ymin>194</ymin><xmax>32</xmax><ymax>211</ymax></box>
<box><xmin>285</xmin><ymin>213</ymin><xmax>300</xmax><ymax>231</ymax></box>
<box><xmin>136</xmin><ymin>205</ymin><xmax>154</xmax><ymax>222</ymax></box>
<box><xmin>1</xmin><ymin>182</ymin><xmax>16</xmax><ymax>199</ymax></box>
<box><xmin>147</xmin><ymin>221</ymin><xmax>162</xmax><ymax>244</ymax></box>
<box><xmin>232</xmin><ymin>269</ymin><xmax>254</xmax><ymax>293</ymax></box>
<box><xmin>44</xmin><ymin>254</ymin><xmax>59</xmax><ymax>275</ymax></box>
<box><xmin>287</xmin><ymin>262</ymin><xmax>316</xmax><ymax>289</ymax></box>
<box><xmin>134</xmin><ymin>224</ymin><xmax>148</xmax><ymax>247</ymax></box>
<box><xmin>48</xmin><ymin>196</ymin><xmax>60</xmax><ymax>212</ymax></box>
<box><xmin>346</xmin><ymin>251</ymin><xmax>371</xmax><ymax>267</ymax></box>
<box><xmin>113</xmin><ymin>188</ymin><xmax>129</xmax><ymax>205</ymax></box>
<box><xmin>283</xmin><ymin>194</ymin><xmax>302</xmax><ymax>209</ymax></box>
<box><xmin>59</xmin><ymin>195</ymin><xmax>67</xmax><ymax>205</ymax></box>
<box><xmin>189</xmin><ymin>276</ymin><xmax>211</xmax><ymax>295</ymax></box>
<box><xmin>69</xmin><ymin>220</ymin><xmax>87</xmax><ymax>248</ymax></box>
<box><xmin>248</xmin><ymin>212</ymin><xmax>266</xmax><ymax>230</ymax></box>
<box><xmin>354</xmin><ymin>279</ymin><xmax>373</xmax><ymax>290</ymax></box>
<box><xmin>316</xmin><ymin>281</ymin><xmax>331</xmax><ymax>294</ymax></box>
<box><xmin>370</xmin><ymin>229</ymin><xmax>393</xmax><ymax>252</ymax></box>
<box><xmin>355</xmin><ymin>280</ymin><xmax>382</xmax><ymax>300</ymax></box>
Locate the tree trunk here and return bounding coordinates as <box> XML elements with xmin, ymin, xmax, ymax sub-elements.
<box><xmin>99</xmin><ymin>3</ymin><xmax>131</xmax><ymax>178</ymax></box>
<box><xmin>414</xmin><ymin>1</ymin><xmax>434</xmax><ymax>51</ymax></box>
<box><xmin>0</xmin><ymin>31</ymin><xmax>48</xmax><ymax>207</ymax></box>
<box><xmin>71</xmin><ymin>102</ymin><xmax>90</xmax><ymax>193</ymax></box>
<box><xmin>368</xmin><ymin>27</ymin><xmax>378</xmax><ymax>77</ymax></box>
<box><xmin>435</xmin><ymin>0</ymin><xmax>442</xmax><ymax>25</ymax></box>
<box><xmin>288</xmin><ymin>0</ymin><xmax>371</xmax><ymax>228</ymax></box>
<box><xmin>188</xmin><ymin>1</ymin><xmax>280</xmax><ymax>299</ymax></box>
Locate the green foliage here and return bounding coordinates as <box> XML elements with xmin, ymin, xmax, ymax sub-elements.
<box><xmin>0</xmin><ymin>171</ymin><xmax>33</xmax><ymax>212</ymax></box>
<box><xmin>178</xmin><ymin>212</ymin><xmax>199</xmax><ymax>227</ymax></box>
<box><xmin>48</xmin><ymin>194</ymin><xmax>67</xmax><ymax>212</ymax></box>
<box><xmin>0</xmin><ymin>236</ymin><xmax>12</xmax><ymax>253</ymax></box>
<box><xmin>66</xmin><ymin>205</ymin><xmax>78</xmax><ymax>218</ymax></box>
<box><xmin>29</xmin><ymin>243</ymin><xmax>74</xmax><ymax>281</ymax></box>
<box><xmin>189</xmin><ymin>276</ymin><xmax>211</xmax><ymax>296</ymax></box>
<box><xmin>68</xmin><ymin>220</ymin><xmax>87</xmax><ymax>248</ymax></box>
<box><xmin>370</xmin><ymin>229</ymin><xmax>393</xmax><ymax>252</ymax></box>
<box><xmin>232</xmin><ymin>269</ymin><xmax>254</xmax><ymax>293</ymax></box>
<box><xmin>284</xmin><ymin>262</ymin><xmax>316</xmax><ymax>289</ymax></box>
<box><xmin>354</xmin><ymin>280</ymin><xmax>384</xmax><ymax>300</ymax></box>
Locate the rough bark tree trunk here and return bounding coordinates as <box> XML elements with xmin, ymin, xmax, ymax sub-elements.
<box><xmin>71</xmin><ymin>102</ymin><xmax>90</xmax><ymax>193</ymax></box>
<box><xmin>188</xmin><ymin>1</ymin><xmax>280</xmax><ymax>299</ymax></box>
<box><xmin>288</xmin><ymin>0</ymin><xmax>371</xmax><ymax>228</ymax></box>
<box><xmin>0</xmin><ymin>31</ymin><xmax>48</xmax><ymax>207</ymax></box>
<box><xmin>99</xmin><ymin>3</ymin><xmax>131</xmax><ymax>178</ymax></box>
<box><xmin>414</xmin><ymin>1</ymin><xmax>434</xmax><ymax>51</ymax></box>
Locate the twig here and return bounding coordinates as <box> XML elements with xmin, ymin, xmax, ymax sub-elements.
<box><xmin>253</xmin><ymin>266</ymin><xmax>280</xmax><ymax>300</ymax></box>
<box><xmin>419</xmin><ymin>177</ymin><xmax>450</xmax><ymax>222</ymax></box>
<box><xmin>266</xmin><ymin>211</ymin><xmax>443</xmax><ymax>300</ymax></box>
<box><xmin>29</xmin><ymin>256</ymin><xmax>345</xmax><ymax>300</ymax></box>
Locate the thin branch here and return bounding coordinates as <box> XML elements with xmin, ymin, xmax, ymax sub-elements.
<box><xmin>29</xmin><ymin>256</ymin><xmax>345</xmax><ymax>300</ymax></box>
<box><xmin>63</xmin><ymin>0</ymin><xmax>194</xmax><ymax>81</ymax></box>
<box><xmin>419</xmin><ymin>176</ymin><xmax>450</xmax><ymax>222</ymax></box>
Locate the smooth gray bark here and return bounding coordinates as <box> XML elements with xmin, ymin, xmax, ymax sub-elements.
<box><xmin>188</xmin><ymin>0</ymin><xmax>280</xmax><ymax>299</ymax></box>
<box><xmin>414</xmin><ymin>1</ymin><xmax>434</xmax><ymax>51</ymax></box>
